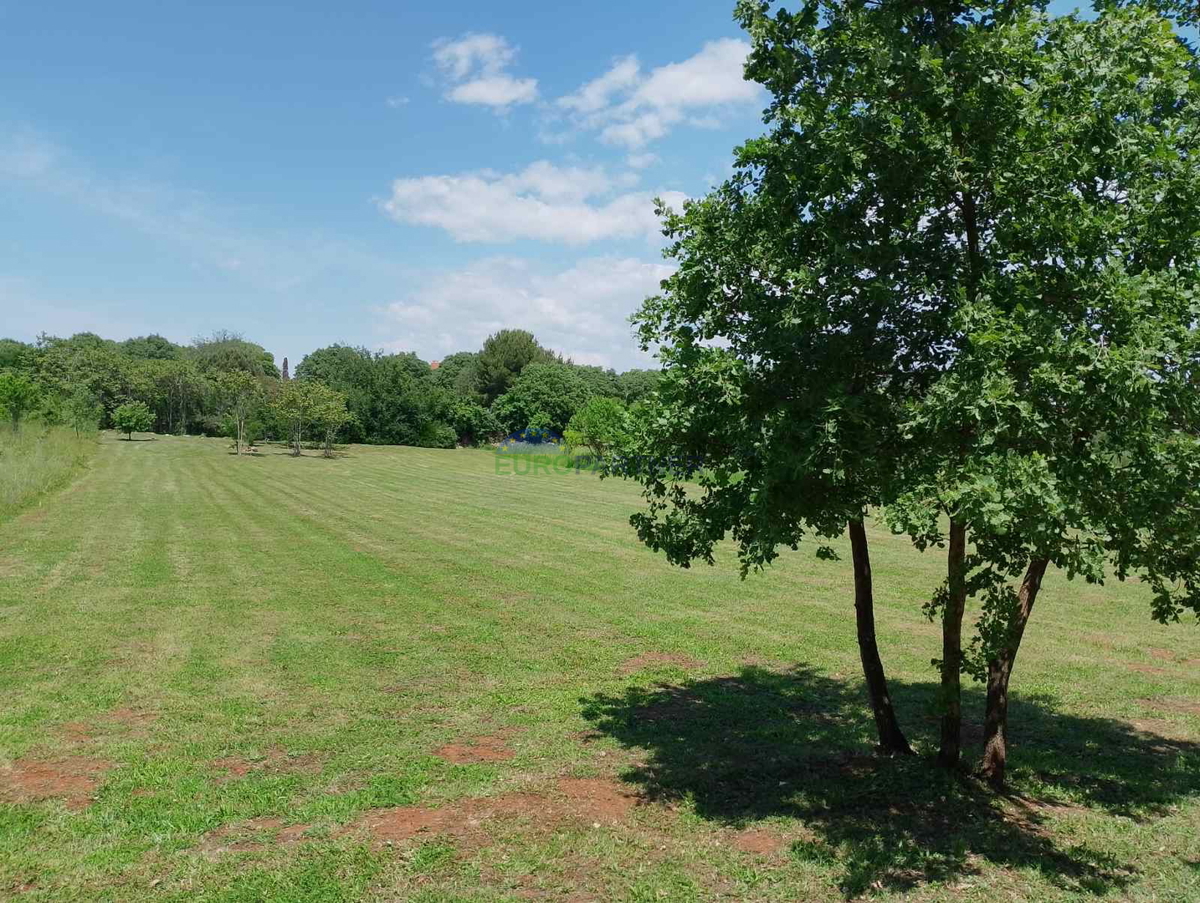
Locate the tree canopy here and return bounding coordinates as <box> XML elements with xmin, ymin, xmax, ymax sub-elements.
<box><xmin>624</xmin><ymin>0</ymin><xmax>1200</xmax><ymax>771</ymax></box>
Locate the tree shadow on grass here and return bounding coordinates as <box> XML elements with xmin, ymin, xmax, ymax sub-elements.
<box><xmin>580</xmin><ymin>665</ymin><xmax>1200</xmax><ymax>897</ymax></box>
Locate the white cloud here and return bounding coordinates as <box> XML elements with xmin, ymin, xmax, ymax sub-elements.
<box><xmin>626</xmin><ymin>152</ymin><xmax>660</xmax><ymax>170</ymax></box>
<box><xmin>385</xmin><ymin>96</ymin><xmax>409</xmax><ymax>108</ymax></box>
<box><xmin>378</xmin><ymin>255</ymin><xmax>673</xmax><ymax>368</ymax></box>
<box><xmin>630</xmin><ymin>39</ymin><xmax>757</xmax><ymax>110</ymax></box>
<box><xmin>431</xmin><ymin>33</ymin><xmax>538</xmax><ymax>111</ymax></box>
<box><xmin>558</xmin><ymin>55</ymin><xmax>641</xmax><ymax>114</ymax></box>
<box><xmin>556</xmin><ymin>38</ymin><xmax>761</xmax><ymax>149</ymax></box>
<box><xmin>446</xmin><ymin>75</ymin><xmax>537</xmax><ymax>107</ymax></box>
<box><xmin>381</xmin><ymin>160</ymin><xmax>685</xmax><ymax>245</ymax></box>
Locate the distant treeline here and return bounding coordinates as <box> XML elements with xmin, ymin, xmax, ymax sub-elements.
<box><xmin>0</xmin><ymin>328</ymin><xmax>659</xmax><ymax>449</ymax></box>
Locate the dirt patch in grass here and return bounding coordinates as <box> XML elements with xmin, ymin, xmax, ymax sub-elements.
<box><xmin>1141</xmin><ymin>697</ymin><xmax>1200</xmax><ymax>716</ymax></box>
<box><xmin>211</xmin><ymin>746</ymin><xmax>322</xmax><ymax>781</ymax></box>
<box><xmin>345</xmin><ymin>792</ymin><xmax>547</xmax><ymax>848</ymax></box>
<box><xmin>1126</xmin><ymin>663</ymin><xmax>1167</xmax><ymax>676</ymax></box>
<box><xmin>733</xmin><ymin>828</ymin><xmax>788</xmax><ymax>856</ymax></box>
<box><xmin>345</xmin><ymin>777</ymin><xmax>643</xmax><ymax>849</ymax></box>
<box><xmin>557</xmin><ymin>777</ymin><xmax>640</xmax><ymax>824</ymax></box>
<box><xmin>434</xmin><ymin>733</ymin><xmax>516</xmax><ymax>764</ymax></box>
<box><xmin>198</xmin><ymin>816</ymin><xmax>313</xmax><ymax>857</ymax></box>
<box><xmin>0</xmin><ymin>756</ymin><xmax>111</xmax><ymax>810</ymax></box>
<box><xmin>109</xmin><ymin>706</ymin><xmax>157</xmax><ymax>730</ymax></box>
<box><xmin>1148</xmin><ymin>648</ymin><xmax>1179</xmax><ymax>662</ymax></box>
<box><xmin>618</xmin><ymin>652</ymin><xmax>703</xmax><ymax>677</ymax></box>
<box><xmin>59</xmin><ymin>722</ymin><xmax>94</xmax><ymax>743</ymax></box>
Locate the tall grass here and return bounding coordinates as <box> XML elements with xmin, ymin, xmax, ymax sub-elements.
<box><xmin>0</xmin><ymin>424</ymin><xmax>98</xmax><ymax>520</ymax></box>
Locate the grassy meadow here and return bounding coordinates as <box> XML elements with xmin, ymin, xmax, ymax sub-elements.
<box><xmin>0</xmin><ymin>426</ymin><xmax>97</xmax><ymax>521</ymax></box>
<box><xmin>0</xmin><ymin>434</ymin><xmax>1197</xmax><ymax>901</ymax></box>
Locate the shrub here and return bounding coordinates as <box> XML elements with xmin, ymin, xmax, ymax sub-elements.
<box><xmin>112</xmin><ymin>401</ymin><xmax>154</xmax><ymax>439</ymax></box>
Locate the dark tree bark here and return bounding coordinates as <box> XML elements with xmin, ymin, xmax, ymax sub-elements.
<box><xmin>938</xmin><ymin>517</ymin><xmax>969</xmax><ymax>768</ymax></box>
<box><xmin>978</xmin><ymin>556</ymin><xmax>1050</xmax><ymax>786</ymax></box>
<box><xmin>848</xmin><ymin>518</ymin><xmax>913</xmax><ymax>755</ymax></box>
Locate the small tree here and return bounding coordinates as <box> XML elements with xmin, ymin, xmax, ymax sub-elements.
<box><xmin>0</xmin><ymin>372</ymin><xmax>39</xmax><ymax>433</ymax></box>
<box><xmin>216</xmin><ymin>370</ymin><xmax>263</xmax><ymax>455</ymax></box>
<box><xmin>112</xmin><ymin>401</ymin><xmax>154</xmax><ymax>440</ymax></box>
<box><xmin>565</xmin><ymin>396</ymin><xmax>630</xmax><ymax>459</ymax></box>
<box><xmin>64</xmin><ymin>388</ymin><xmax>103</xmax><ymax>435</ymax></box>
<box><xmin>310</xmin><ymin>384</ymin><xmax>351</xmax><ymax>457</ymax></box>
<box><xmin>272</xmin><ymin>380</ymin><xmax>320</xmax><ymax>456</ymax></box>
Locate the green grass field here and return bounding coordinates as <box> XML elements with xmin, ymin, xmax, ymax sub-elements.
<box><xmin>1</xmin><ymin>434</ymin><xmax>1197</xmax><ymax>901</ymax></box>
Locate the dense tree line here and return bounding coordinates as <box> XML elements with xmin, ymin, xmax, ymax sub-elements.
<box><xmin>0</xmin><ymin>328</ymin><xmax>661</xmax><ymax>451</ymax></box>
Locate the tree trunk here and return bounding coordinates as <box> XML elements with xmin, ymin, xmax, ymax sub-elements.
<box><xmin>938</xmin><ymin>517</ymin><xmax>969</xmax><ymax>768</ymax></box>
<box><xmin>848</xmin><ymin>518</ymin><xmax>912</xmax><ymax>755</ymax></box>
<box><xmin>978</xmin><ymin>557</ymin><xmax>1050</xmax><ymax>786</ymax></box>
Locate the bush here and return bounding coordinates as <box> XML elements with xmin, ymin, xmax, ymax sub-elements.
<box><xmin>112</xmin><ymin>401</ymin><xmax>154</xmax><ymax>439</ymax></box>
<box><xmin>416</xmin><ymin>421</ymin><xmax>458</xmax><ymax>449</ymax></box>
<box><xmin>564</xmin><ymin>396</ymin><xmax>630</xmax><ymax>458</ymax></box>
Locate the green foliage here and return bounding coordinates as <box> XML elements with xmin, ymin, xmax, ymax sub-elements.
<box><xmin>272</xmin><ymin>380</ymin><xmax>322</xmax><ymax>456</ymax></box>
<box><xmin>565</xmin><ymin>396</ymin><xmax>630</xmax><ymax>458</ymax></box>
<box><xmin>0</xmin><ymin>372</ymin><xmax>39</xmax><ymax>432</ymax></box>
<box><xmin>431</xmin><ymin>351</ymin><xmax>482</xmax><ymax>401</ymax></box>
<box><xmin>215</xmin><ymin>370</ymin><xmax>264</xmax><ymax>454</ymax></box>
<box><xmin>571</xmin><ymin>365</ymin><xmax>621</xmax><ymax>400</ymax></box>
<box><xmin>616</xmin><ymin>368</ymin><xmax>661</xmax><ymax>405</ymax></box>
<box><xmin>446</xmin><ymin>399</ymin><xmax>498</xmax><ymax>446</ymax></box>
<box><xmin>492</xmin><ymin>362</ymin><xmax>590</xmax><ymax>435</ymax></box>
<box><xmin>111</xmin><ymin>401</ymin><xmax>154</xmax><ymax>439</ymax></box>
<box><xmin>310</xmin><ymin>383</ymin><xmax>351</xmax><ymax>457</ymax></box>
<box><xmin>416</xmin><ymin>420</ymin><xmax>458</xmax><ymax>449</ymax></box>
<box><xmin>119</xmin><ymin>334</ymin><xmax>183</xmax><ymax>361</ymax></box>
<box><xmin>62</xmin><ymin>387</ymin><xmax>104</xmax><ymax>435</ymax></box>
<box><xmin>0</xmin><ymin>338</ymin><xmax>35</xmax><ymax>370</ymax></box>
<box><xmin>474</xmin><ymin>329</ymin><xmax>557</xmax><ymax>404</ymax></box>
<box><xmin>189</xmin><ymin>330</ymin><xmax>279</xmax><ymax>379</ymax></box>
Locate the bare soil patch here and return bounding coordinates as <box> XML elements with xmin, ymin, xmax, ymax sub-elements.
<box><xmin>733</xmin><ymin>828</ymin><xmax>787</xmax><ymax>856</ymax></box>
<box><xmin>1141</xmin><ymin>697</ymin><xmax>1200</xmax><ymax>716</ymax></box>
<box><xmin>0</xmin><ymin>757</ymin><xmax>111</xmax><ymax>810</ymax></box>
<box><xmin>1148</xmin><ymin>648</ymin><xmax>1178</xmax><ymax>662</ymax></box>
<box><xmin>59</xmin><ymin>722</ymin><xmax>93</xmax><ymax>743</ymax></box>
<box><xmin>434</xmin><ymin>733</ymin><xmax>516</xmax><ymax>764</ymax></box>
<box><xmin>1126</xmin><ymin>663</ymin><xmax>1167</xmax><ymax>676</ymax></box>
<box><xmin>345</xmin><ymin>777</ymin><xmax>644</xmax><ymax>849</ymax></box>
<box><xmin>618</xmin><ymin>652</ymin><xmax>703</xmax><ymax>677</ymax></box>
<box><xmin>109</xmin><ymin>706</ymin><xmax>157</xmax><ymax>729</ymax></box>
<box><xmin>345</xmin><ymin>792</ymin><xmax>546</xmax><ymax>848</ymax></box>
<box><xmin>557</xmin><ymin>777</ymin><xmax>640</xmax><ymax>823</ymax></box>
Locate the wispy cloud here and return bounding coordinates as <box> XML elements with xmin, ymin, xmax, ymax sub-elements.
<box><xmin>431</xmin><ymin>33</ymin><xmax>538</xmax><ymax>112</ymax></box>
<box><xmin>378</xmin><ymin>255</ymin><xmax>673</xmax><ymax>368</ymax></box>
<box><xmin>554</xmin><ymin>39</ymin><xmax>761</xmax><ymax>149</ymax></box>
<box><xmin>381</xmin><ymin>160</ymin><xmax>685</xmax><ymax>245</ymax></box>
<box><xmin>0</xmin><ymin>126</ymin><xmax>408</xmax><ymax>296</ymax></box>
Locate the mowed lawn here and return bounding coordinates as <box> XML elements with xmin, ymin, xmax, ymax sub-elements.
<box><xmin>1</xmin><ymin>435</ymin><xmax>1197</xmax><ymax>902</ymax></box>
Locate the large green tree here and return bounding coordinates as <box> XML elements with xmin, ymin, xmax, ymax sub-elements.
<box><xmin>627</xmin><ymin>0</ymin><xmax>1200</xmax><ymax>766</ymax></box>
<box><xmin>876</xmin><ymin>0</ymin><xmax>1200</xmax><ymax>779</ymax></box>
<box><xmin>492</xmin><ymin>363</ymin><xmax>591</xmax><ymax>436</ymax></box>
<box><xmin>474</xmin><ymin>329</ymin><xmax>557</xmax><ymax>404</ymax></box>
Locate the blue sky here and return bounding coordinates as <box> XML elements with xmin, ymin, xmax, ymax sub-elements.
<box><xmin>0</xmin><ymin>1</ymin><xmax>1172</xmax><ymax>370</ymax></box>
